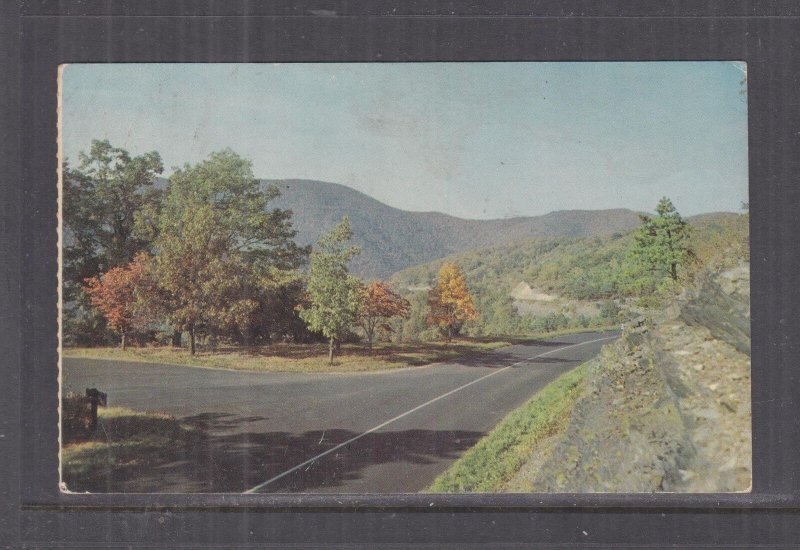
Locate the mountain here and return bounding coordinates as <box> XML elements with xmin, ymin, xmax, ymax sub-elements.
<box><xmin>265</xmin><ymin>179</ymin><xmax>645</xmax><ymax>279</ymax></box>
<box><xmin>386</xmin><ymin>211</ymin><xmax>748</xmax><ymax>338</ymax></box>
<box><xmin>389</xmin><ymin>210</ymin><xmax>748</xmax><ymax>298</ymax></box>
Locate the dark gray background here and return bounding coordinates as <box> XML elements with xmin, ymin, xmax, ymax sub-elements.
<box><xmin>3</xmin><ymin>0</ymin><xmax>800</xmax><ymax>546</ymax></box>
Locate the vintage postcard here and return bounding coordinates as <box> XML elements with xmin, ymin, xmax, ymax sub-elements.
<box><xmin>58</xmin><ymin>62</ymin><xmax>750</xmax><ymax>493</ymax></box>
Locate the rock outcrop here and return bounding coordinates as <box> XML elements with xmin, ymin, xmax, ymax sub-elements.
<box><xmin>527</xmin><ymin>261</ymin><xmax>751</xmax><ymax>492</ymax></box>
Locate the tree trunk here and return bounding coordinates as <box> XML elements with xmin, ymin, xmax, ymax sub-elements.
<box><xmin>670</xmin><ymin>262</ymin><xmax>678</xmax><ymax>281</ymax></box>
<box><xmin>328</xmin><ymin>336</ymin><xmax>335</xmax><ymax>365</ymax></box>
<box><xmin>121</xmin><ymin>332</ymin><xmax>126</xmax><ymax>351</ymax></box>
<box><xmin>189</xmin><ymin>326</ymin><xmax>196</xmax><ymax>355</ymax></box>
<box><xmin>171</xmin><ymin>330</ymin><xmax>182</xmax><ymax>347</ymax></box>
<box><xmin>367</xmin><ymin>329</ymin><xmax>373</xmax><ymax>354</ymax></box>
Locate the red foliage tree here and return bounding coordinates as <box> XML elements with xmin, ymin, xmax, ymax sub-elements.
<box><xmin>83</xmin><ymin>252</ymin><xmax>150</xmax><ymax>349</ymax></box>
<box><xmin>357</xmin><ymin>281</ymin><xmax>411</xmax><ymax>352</ymax></box>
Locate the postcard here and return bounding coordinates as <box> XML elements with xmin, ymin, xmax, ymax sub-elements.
<box><xmin>58</xmin><ymin>62</ymin><xmax>750</xmax><ymax>494</ymax></box>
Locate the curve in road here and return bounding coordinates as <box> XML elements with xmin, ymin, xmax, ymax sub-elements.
<box><xmin>62</xmin><ymin>330</ymin><xmax>618</xmax><ymax>493</ymax></box>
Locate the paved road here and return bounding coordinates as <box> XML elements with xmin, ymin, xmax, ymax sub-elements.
<box><xmin>63</xmin><ymin>330</ymin><xmax>618</xmax><ymax>493</ymax></box>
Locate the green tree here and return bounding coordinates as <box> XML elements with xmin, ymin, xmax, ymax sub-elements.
<box><xmin>298</xmin><ymin>217</ymin><xmax>363</xmax><ymax>365</ymax></box>
<box><xmin>250</xmin><ymin>276</ymin><xmax>312</xmax><ymax>344</ymax></box>
<box><xmin>62</xmin><ymin>140</ymin><xmax>164</xmax><ymax>346</ymax></box>
<box><xmin>599</xmin><ymin>299</ymin><xmax>621</xmax><ymax>322</ymax></box>
<box><xmin>629</xmin><ymin>197</ymin><xmax>692</xmax><ymax>284</ymax></box>
<box><xmin>63</xmin><ymin>140</ymin><xmax>164</xmax><ymax>292</ymax></box>
<box><xmin>151</xmin><ymin>150</ymin><xmax>306</xmax><ymax>354</ymax></box>
<box><xmin>399</xmin><ymin>291</ymin><xmax>435</xmax><ymax>342</ymax></box>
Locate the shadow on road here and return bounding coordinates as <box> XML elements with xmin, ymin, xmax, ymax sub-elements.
<box><xmin>457</xmin><ymin>350</ymin><xmax>529</xmax><ymax>369</ymax></box>
<box><xmin>512</xmin><ymin>339</ymin><xmax>572</xmax><ymax>347</ymax></box>
<box><xmin>457</xmin><ymin>348</ymin><xmax>576</xmax><ymax>369</ymax></box>
<box><xmin>68</xmin><ymin>412</ymin><xmax>484</xmax><ymax>493</ymax></box>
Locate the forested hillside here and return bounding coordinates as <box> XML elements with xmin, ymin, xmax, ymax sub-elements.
<box><xmin>390</xmin><ymin>212</ymin><xmax>748</xmax><ymax>338</ymax></box>
<box><xmin>64</xmin><ymin>140</ymin><xmax>746</xmax><ymax>350</ymax></box>
<box><xmin>392</xmin><ymin>212</ymin><xmax>745</xmax><ymax>295</ymax></box>
<box><xmin>267</xmin><ymin>179</ymin><xmax>644</xmax><ymax>279</ymax></box>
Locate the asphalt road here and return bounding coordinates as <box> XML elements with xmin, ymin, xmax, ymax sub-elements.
<box><xmin>62</xmin><ymin>330</ymin><xmax>618</xmax><ymax>493</ymax></box>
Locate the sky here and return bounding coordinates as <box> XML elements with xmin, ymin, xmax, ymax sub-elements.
<box><xmin>61</xmin><ymin>62</ymin><xmax>748</xmax><ymax>219</ymax></box>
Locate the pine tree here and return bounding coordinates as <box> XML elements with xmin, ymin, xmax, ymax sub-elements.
<box><xmin>631</xmin><ymin>197</ymin><xmax>692</xmax><ymax>283</ymax></box>
<box><xmin>624</xmin><ymin>197</ymin><xmax>693</xmax><ymax>295</ymax></box>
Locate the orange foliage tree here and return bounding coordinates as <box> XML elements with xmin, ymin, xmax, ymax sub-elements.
<box><xmin>83</xmin><ymin>252</ymin><xmax>150</xmax><ymax>349</ymax></box>
<box><xmin>356</xmin><ymin>281</ymin><xmax>411</xmax><ymax>352</ymax></box>
<box><xmin>426</xmin><ymin>262</ymin><xmax>478</xmax><ymax>341</ymax></box>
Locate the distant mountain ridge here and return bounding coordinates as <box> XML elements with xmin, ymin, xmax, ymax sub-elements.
<box><xmin>265</xmin><ymin>179</ymin><xmax>646</xmax><ymax>279</ymax></box>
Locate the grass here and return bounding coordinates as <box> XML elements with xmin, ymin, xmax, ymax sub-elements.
<box><xmin>63</xmin><ymin>327</ymin><xmax>616</xmax><ymax>374</ymax></box>
<box><xmin>64</xmin><ymin>339</ymin><xmax>511</xmax><ymax>372</ymax></box>
<box><xmin>425</xmin><ymin>362</ymin><xmax>589</xmax><ymax>493</ymax></box>
<box><xmin>61</xmin><ymin>406</ymin><xmax>200</xmax><ymax>493</ymax></box>
<box><xmin>63</xmin><ymin>338</ymin><xmax>513</xmax><ymax>373</ymax></box>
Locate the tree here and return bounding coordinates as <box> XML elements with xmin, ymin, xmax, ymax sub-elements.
<box><xmin>356</xmin><ymin>281</ymin><xmax>410</xmax><ymax>352</ymax></box>
<box><xmin>151</xmin><ymin>150</ymin><xmax>307</xmax><ymax>354</ymax></box>
<box><xmin>427</xmin><ymin>262</ymin><xmax>478</xmax><ymax>341</ymax></box>
<box><xmin>298</xmin><ymin>217</ymin><xmax>363</xmax><ymax>365</ymax></box>
<box><xmin>249</xmin><ymin>276</ymin><xmax>313</xmax><ymax>344</ymax></box>
<box><xmin>630</xmin><ymin>197</ymin><xmax>692</xmax><ymax>283</ymax></box>
<box><xmin>63</xmin><ymin>140</ymin><xmax>164</xmax><ymax>295</ymax></box>
<box><xmin>63</xmin><ymin>140</ymin><xmax>164</xmax><ymax>346</ymax></box>
<box><xmin>152</xmin><ymin>205</ymin><xmax>252</xmax><ymax>354</ymax></box>
<box><xmin>400</xmin><ymin>291</ymin><xmax>434</xmax><ymax>342</ymax></box>
<box><xmin>83</xmin><ymin>252</ymin><xmax>150</xmax><ymax>350</ymax></box>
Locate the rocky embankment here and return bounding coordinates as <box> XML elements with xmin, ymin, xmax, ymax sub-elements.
<box><xmin>521</xmin><ymin>262</ymin><xmax>751</xmax><ymax>492</ymax></box>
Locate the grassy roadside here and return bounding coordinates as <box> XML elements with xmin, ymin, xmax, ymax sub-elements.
<box><xmin>61</xmin><ymin>407</ymin><xmax>200</xmax><ymax>493</ymax></box>
<box><xmin>425</xmin><ymin>362</ymin><xmax>589</xmax><ymax>493</ymax></box>
<box><xmin>61</xmin><ymin>327</ymin><xmax>614</xmax><ymax>373</ymax></box>
<box><xmin>62</xmin><ymin>339</ymin><xmax>512</xmax><ymax>373</ymax></box>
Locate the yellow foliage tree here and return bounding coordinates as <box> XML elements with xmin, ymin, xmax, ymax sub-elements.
<box><xmin>426</xmin><ymin>262</ymin><xmax>478</xmax><ymax>341</ymax></box>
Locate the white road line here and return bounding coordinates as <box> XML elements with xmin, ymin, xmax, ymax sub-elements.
<box><xmin>243</xmin><ymin>334</ymin><xmax>618</xmax><ymax>493</ymax></box>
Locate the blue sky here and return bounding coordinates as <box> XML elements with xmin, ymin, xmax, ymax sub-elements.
<box><xmin>61</xmin><ymin>62</ymin><xmax>748</xmax><ymax>219</ymax></box>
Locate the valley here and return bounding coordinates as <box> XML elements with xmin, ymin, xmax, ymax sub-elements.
<box><xmin>267</xmin><ymin>178</ymin><xmax>645</xmax><ymax>279</ymax></box>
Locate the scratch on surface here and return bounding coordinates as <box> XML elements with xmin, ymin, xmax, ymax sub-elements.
<box><xmin>752</xmin><ymin>398</ymin><xmax>792</xmax><ymax>406</ymax></box>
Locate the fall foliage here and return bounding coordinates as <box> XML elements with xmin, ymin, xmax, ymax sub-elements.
<box><xmin>152</xmin><ymin>205</ymin><xmax>257</xmax><ymax>354</ymax></box>
<box><xmin>63</xmin><ymin>140</ymin><xmax>164</xmax><ymax>291</ymax></box>
<box><xmin>62</xmin><ymin>140</ymin><xmax>164</xmax><ymax>346</ymax></box>
<box><xmin>357</xmin><ymin>281</ymin><xmax>411</xmax><ymax>352</ymax></box>
<box><xmin>83</xmin><ymin>252</ymin><xmax>151</xmax><ymax>349</ymax></box>
<box><xmin>426</xmin><ymin>262</ymin><xmax>478</xmax><ymax>341</ymax></box>
<box><xmin>150</xmin><ymin>150</ymin><xmax>306</xmax><ymax>354</ymax></box>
